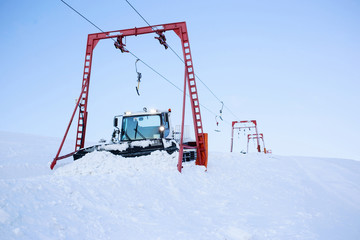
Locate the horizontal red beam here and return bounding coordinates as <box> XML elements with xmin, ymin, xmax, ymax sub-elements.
<box><xmin>88</xmin><ymin>22</ymin><xmax>186</xmax><ymax>41</ymax></box>
<box><xmin>232</xmin><ymin>120</ymin><xmax>257</xmax><ymax>127</ymax></box>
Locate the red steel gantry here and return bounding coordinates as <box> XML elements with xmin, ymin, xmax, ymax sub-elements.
<box><xmin>230</xmin><ymin>120</ymin><xmax>261</xmax><ymax>153</ymax></box>
<box><xmin>50</xmin><ymin>22</ymin><xmax>208</xmax><ymax>172</ymax></box>
<box><xmin>247</xmin><ymin>133</ymin><xmax>266</xmax><ymax>153</ymax></box>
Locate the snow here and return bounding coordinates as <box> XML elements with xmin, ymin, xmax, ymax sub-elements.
<box><xmin>55</xmin><ymin>150</ymin><xmax>178</xmax><ymax>176</ymax></box>
<box><xmin>1</xmin><ymin>131</ymin><xmax>360</xmax><ymax>239</ymax></box>
<box><xmin>102</xmin><ymin>139</ymin><xmax>167</xmax><ymax>152</ymax></box>
<box><xmin>102</xmin><ymin>142</ymin><xmax>130</xmax><ymax>151</ymax></box>
<box><xmin>129</xmin><ymin>139</ymin><xmax>158</xmax><ymax>148</ymax></box>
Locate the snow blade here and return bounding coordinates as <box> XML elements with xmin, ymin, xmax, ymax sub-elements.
<box><xmin>73</xmin><ymin>139</ymin><xmax>196</xmax><ymax>162</ymax></box>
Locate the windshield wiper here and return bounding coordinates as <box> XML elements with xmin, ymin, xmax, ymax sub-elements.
<box><xmin>134</xmin><ymin>122</ymin><xmax>146</xmax><ymax>139</ymax></box>
<box><xmin>122</xmin><ymin>129</ymin><xmax>132</xmax><ymax>141</ymax></box>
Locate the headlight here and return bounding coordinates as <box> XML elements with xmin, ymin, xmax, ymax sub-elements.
<box><xmin>159</xmin><ymin>126</ymin><xmax>165</xmax><ymax>132</ymax></box>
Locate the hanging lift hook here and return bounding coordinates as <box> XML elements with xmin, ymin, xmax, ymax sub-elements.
<box><xmin>114</xmin><ymin>36</ymin><xmax>129</xmax><ymax>53</ymax></box>
<box><xmin>135</xmin><ymin>59</ymin><xmax>142</xmax><ymax>96</ymax></box>
<box><xmin>214</xmin><ymin>115</ymin><xmax>220</xmax><ymax>132</ymax></box>
<box><xmin>219</xmin><ymin>101</ymin><xmax>224</xmax><ymax>121</ymax></box>
<box><xmin>155</xmin><ymin>31</ymin><xmax>168</xmax><ymax>49</ymax></box>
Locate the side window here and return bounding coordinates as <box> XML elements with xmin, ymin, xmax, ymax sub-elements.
<box><xmin>162</xmin><ymin>113</ymin><xmax>170</xmax><ymax>138</ymax></box>
<box><xmin>162</xmin><ymin>113</ymin><xmax>169</xmax><ymax>129</ymax></box>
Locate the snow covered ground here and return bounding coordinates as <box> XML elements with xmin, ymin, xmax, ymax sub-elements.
<box><xmin>0</xmin><ymin>131</ymin><xmax>360</xmax><ymax>240</ymax></box>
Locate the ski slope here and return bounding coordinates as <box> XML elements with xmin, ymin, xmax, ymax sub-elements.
<box><xmin>0</xmin><ymin>131</ymin><xmax>360</xmax><ymax>239</ymax></box>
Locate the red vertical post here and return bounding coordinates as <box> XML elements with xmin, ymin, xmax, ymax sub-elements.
<box><xmin>177</xmin><ymin>69</ymin><xmax>187</xmax><ymax>172</ymax></box>
<box><xmin>75</xmin><ymin>35</ymin><xmax>97</xmax><ymax>151</ymax></box>
<box><xmin>260</xmin><ymin>133</ymin><xmax>266</xmax><ymax>154</ymax></box>
<box><xmin>247</xmin><ymin>134</ymin><xmax>250</xmax><ymax>153</ymax></box>
<box><xmin>247</xmin><ymin>133</ymin><xmax>265</xmax><ymax>153</ymax></box>
<box><xmin>178</xmin><ymin>23</ymin><xmax>207</xmax><ymax>168</ymax></box>
<box><xmin>253</xmin><ymin>120</ymin><xmax>261</xmax><ymax>153</ymax></box>
<box><xmin>230</xmin><ymin>121</ymin><xmax>235</xmax><ymax>152</ymax></box>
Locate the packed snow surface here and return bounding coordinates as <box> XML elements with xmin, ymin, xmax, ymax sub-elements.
<box><xmin>0</xmin><ymin>131</ymin><xmax>360</xmax><ymax>239</ymax></box>
<box><xmin>101</xmin><ymin>139</ymin><xmax>172</xmax><ymax>152</ymax></box>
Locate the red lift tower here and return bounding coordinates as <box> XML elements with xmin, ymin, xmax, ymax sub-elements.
<box><xmin>50</xmin><ymin>22</ymin><xmax>208</xmax><ymax>172</ymax></box>
<box><xmin>230</xmin><ymin>120</ymin><xmax>261</xmax><ymax>153</ymax></box>
<box><xmin>247</xmin><ymin>133</ymin><xmax>266</xmax><ymax>153</ymax></box>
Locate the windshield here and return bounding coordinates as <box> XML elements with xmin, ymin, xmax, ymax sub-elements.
<box><xmin>121</xmin><ymin>114</ymin><xmax>161</xmax><ymax>141</ymax></box>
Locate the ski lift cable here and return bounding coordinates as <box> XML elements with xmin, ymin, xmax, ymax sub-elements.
<box><xmin>59</xmin><ymin>0</ymin><xmax>187</xmax><ymax>94</ymax></box>
<box><xmin>124</xmin><ymin>0</ymin><xmax>152</xmax><ymax>28</ymax></box>
<box><xmin>124</xmin><ymin>0</ymin><xmax>222</xmax><ymax>102</ymax></box>
<box><xmin>168</xmin><ymin>47</ymin><xmax>241</xmax><ymax>120</ymax></box>
<box><xmin>59</xmin><ymin>0</ymin><xmax>181</xmax><ymax>92</ymax></box>
<box><xmin>127</xmin><ymin>51</ymin><xmax>221</xmax><ymax>120</ymax></box>
<box><xmin>60</xmin><ymin>0</ymin><xmax>104</xmax><ymax>33</ymax></box>
<box><xmin>129</xmin><ymin>51</ymin><xmax>231</xmax><ymax>125</ymax></box>
<box><xmin>59</xmin><ymin>0</ymin><xmax>230</xmax><ymax>125</ymax></box>
<box><xmin>59</xmin><ymin>0</ymin><xmax>125</xmax><ymax>48</ymax></box>
<box><xmin>124</xmin><ymin>0</ymin><xmax>242</xmax><ymax>121</ymax></box>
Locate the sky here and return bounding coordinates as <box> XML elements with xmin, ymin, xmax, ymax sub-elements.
<box><xmin>0</xmin><ymin>0</ymin><xmax>359</xmax><ymax>161</ymax></box>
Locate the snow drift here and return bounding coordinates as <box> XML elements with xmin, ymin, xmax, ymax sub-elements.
<box><xmin>0</xmin><ymin>131</ymin><xmax>359</xmax><ymax>239</ymax></box>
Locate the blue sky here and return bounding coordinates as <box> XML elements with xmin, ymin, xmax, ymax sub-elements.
<box><xmin>0</xmin><ymin>0</ymin><xmax>359</xmax><ymax>160</ymax></box>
